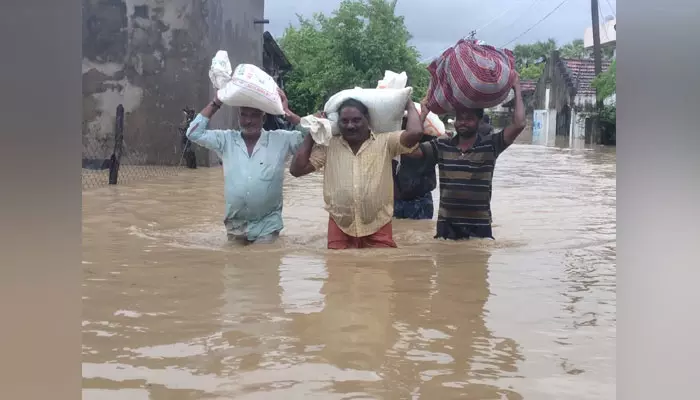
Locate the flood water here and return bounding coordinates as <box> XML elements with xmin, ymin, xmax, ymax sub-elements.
<box><xmin>82</xmin><ymin>144</ymin><xmax>616</xmax><ymax>400</ymax></box>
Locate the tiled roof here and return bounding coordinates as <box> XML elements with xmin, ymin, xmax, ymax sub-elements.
<box><xmin>520</xmin><ymin>79</ymin><xmax>537</xmax><ymax>92</ymax></box>
<box><xmin>559</xmin><ymin>58</ymin><xmax>612</xmax><ymax>96</ymax></box>
<box><xmin>499</xmin><ymin>79</ymin><xmax>537</xmax><ymax>108</ymax></box>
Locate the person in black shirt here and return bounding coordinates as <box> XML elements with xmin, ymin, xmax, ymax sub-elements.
<box><xmin>392</xmin><ymin>117</ymin><xmax>438</xmax><ymax>220</ymax></box>
<box><xmin>481</xmin><ymin>114</ymin><xmax>493</xmax><ymax>134</ymax></box>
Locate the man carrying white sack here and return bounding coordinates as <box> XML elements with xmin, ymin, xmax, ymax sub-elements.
<box><xmin>186</xmin><ymin>89</ymin><xmax>308</xmax><ymax>245</ymax></box>
<box><xmin>289</xmin><ymin>97</ymin><xmax>425</xmax><ymax>250</ymax></box>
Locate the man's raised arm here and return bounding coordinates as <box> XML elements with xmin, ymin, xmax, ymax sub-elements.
<box><xmin>186</xmin><ymin>95</ymin><xmax>230</xmax><ymax>155</ymax></box>
<box><xmin>502</xmin><ymin>74</ymin><xmax>526</xmax><ymax>146</ymax></box>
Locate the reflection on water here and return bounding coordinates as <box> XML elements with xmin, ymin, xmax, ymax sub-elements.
<box><xmin>82</xmin><ymin>144</ymin><xmax>616</xmax><ymax>399</ymax></box>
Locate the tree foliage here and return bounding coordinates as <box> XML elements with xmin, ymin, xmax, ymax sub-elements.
<box><xmin>518</xmin><ymin>63</ymin><xmax>545</xmax><ymax>81</ymax></box>
<box><xmin>511</xmin><ymin>39</ymin><xmax>556</xmax><ymax>80</ymax></box>
<box><xmin>591</xmin><ymin>59</ymin><xmax>616</xmax><ymax>100</ymax></box>
<box><xmin>512</xmin><ymin>38</ymin><xmax>615</xmax><ymax>81</ymax></box>
<box><xmin>278</xmin><ymin>0</ymin><xmax>429</xmax><ymax>115</ymax></box>
<box><xmin>513</xmin><ymin>39</ymin><xmax>557</xmax><ymax>70</ymax></box>
<box><xmin>592</xmin><ymin>59</ymin><xmax>616</xmax><ymax>127</ymax></box>
<box><xmin>599</xmin><ymin>104</ymin><xmax>616</xmax><ymax>124</ymax></box>
<box><xmin>559</xmin><ymin>39</ymin><xmax>587</xmax><ymax>59</ymax></box>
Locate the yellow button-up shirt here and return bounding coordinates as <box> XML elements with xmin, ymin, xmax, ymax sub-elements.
<box><xmin>309</xmin><ymin>131</ymin><xmax>415</xmax><ymax>237</ymax></box>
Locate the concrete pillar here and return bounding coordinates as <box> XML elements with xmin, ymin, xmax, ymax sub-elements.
<box><xmin>546</xmin><ymin>109</ymin><xmax>557</xmax><ymax>147</ymax></box>
<box><xmin>568</xmin><ymin>108</ymin><xmax>575</xmax><ymax>148</ymax></box>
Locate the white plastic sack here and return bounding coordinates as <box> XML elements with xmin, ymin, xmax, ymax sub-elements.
<box><xmin>300</xmin><ymin>115</ymin><xmax>334</xmax><ymax>146</ymax></box>
<box><xmin>405</xmin><ymin>102</ymin><xmax>446</xmax><ymax>136</ymax></box>
<box><xmin>445</xmin><ymin>118</ymin><xmax>456</xmax><ymax>137</ymax></box>
<box><xmin>323</xmin><ymin>87</ymin><xmax>413</xmax><ymax>134</ymax></box>
<box><xmin>377</xmin><ymin>70</ymin><xmax>408</xmax><ymax>89</ymax></box>
<box><xmin>421</xmin><ymin>107</ymin><xmax>446</xmax><ymax>136</ymax></box>
<box><xmin>209</xmin><ymin>51</ymin><xmax>285</xmax><ymax>115</ymax></box>
<box><xmin>209</xmin><ymin>50</ymin><xmax>233</xmax><ymax>90</ymax></box>
<box><xmin>377</xmin><ymin>70</ymin><xmax>445</xmax><ymax>136</ymax></box>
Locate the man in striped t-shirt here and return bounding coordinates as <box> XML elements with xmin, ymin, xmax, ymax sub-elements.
<box><xmin>407</xmin><ymin>74</ymin><xmax>526</xmax><ymax>240</ymax></box>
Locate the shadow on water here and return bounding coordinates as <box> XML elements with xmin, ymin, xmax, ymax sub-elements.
<box><xmin>82</xmin><ymin>144</ymin><xmax>616</xmax><ymax>400</ymax></box>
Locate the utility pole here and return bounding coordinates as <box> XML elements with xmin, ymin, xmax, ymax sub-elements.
<box><xmin>590</xmin><ymin>0</ymin><xmax>604</xmax><ymax>144</ymax></box>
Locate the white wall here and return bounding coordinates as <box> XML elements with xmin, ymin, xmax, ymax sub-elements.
<box><xmin>584</xmin><ymin>18</ymin><xmax>616</xmax><ymax>49</ymax></box>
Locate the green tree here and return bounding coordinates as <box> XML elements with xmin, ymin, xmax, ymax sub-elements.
<box><xmin>559</xmin><ymin>38</ymin><xmax>615</xmax><ymax>60</ymax></box>
<box><xmin>512</xmin><ymin>38</ymin><xmax>557</xmax><ymax>70</ymax></box>
<box><xmin>518</xmin><ymin>63</ymin><xmax>545</xmax><ymax>80</ymax></box>
<box><xmin>591</xmin><ymin>59</ymin><xmax>616</xmax><ymax>100</ymax></box>
<box><xmin>592</xmin><ymin>59</ymin><xmax>616</xmax><ymax>132</ymax></box>
<box><xmin>559</xmin><ymin>39</ymin><xmax>587</xmax><ymax>58</ymax></box>
<box><xmin>278</xmin><ymin>0</ymin><xmax>428</xmax><ymax>115</ymax></box>
<box><xmin>511</xmin><ymin>38</ymin><xmax>556</xmax><ymax>81</ymax></box>
<box><xmin>511</xmin><ymin>38</ymin><xmax>615</xmax><ymax>81</ymax></box>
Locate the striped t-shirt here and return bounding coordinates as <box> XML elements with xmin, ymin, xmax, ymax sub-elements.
<box><xmin>419</xmin><ymin>131</ymin><xmax>510</xmax><ymax>239</ymax></box>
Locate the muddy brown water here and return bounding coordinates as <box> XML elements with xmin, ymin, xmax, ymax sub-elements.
<box><xmin>82</xmin><ymin>144</ymin><xmax>616</xmax><ymax>400</ymax></box>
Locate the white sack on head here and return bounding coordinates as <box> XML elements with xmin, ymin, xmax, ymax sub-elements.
<box><xmin>377</xmin><ymin>70</ymin><xmax>445</xmax><ymax>136</ymax></box>
<box><xmin>209</xmin><ymin>50</ymin><xmax>233</xmax><ymax>90</ymax></box>
<box><xmin>377</xmin><ymin>70</ymin><xmax>408</xmax><ymax>89</ymax></box>
<box><xmin>403</xmin><ymin>102</ymin><xmax>446</xmax><ymax>136</ymax></box>
<box><xmin>323</xmin><ymin>87</ymin><xmax>413</xmax><ymax>134</ymax></box>
<box><xmin>210</xmin><ymin>52</ymin><xmax>285</xmax><ymax>115</ymax></box>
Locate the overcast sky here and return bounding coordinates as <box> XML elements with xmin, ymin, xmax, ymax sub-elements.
<box><xmin>263</xmin><ymin>0</ymin><xmax>616</xmax><ymax>61</ymax></box>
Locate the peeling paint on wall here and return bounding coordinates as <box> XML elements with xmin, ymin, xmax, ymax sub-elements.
<box><xmin>90</xmin><ymin>79</ymin><xmax>143</xmax><ymax>135</ymax></box>
<box><xmin>82</xmin><ymin>0</ymin><xmax>265</xmax><ymax>165</ymax></box>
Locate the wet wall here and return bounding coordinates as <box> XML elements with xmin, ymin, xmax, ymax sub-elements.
<box><xmin>83</xmin><ymin>0</ymin><xmax>265</xmax><ymax>166</ymax></box>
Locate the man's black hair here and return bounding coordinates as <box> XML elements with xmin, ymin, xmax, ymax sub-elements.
<box><xmin>337</xmin><ymin>98</ymin><xmax>370</xmax><ymax>120</ymax></box>
<box><xmin>455</xmin><ymin>107</ymin><xmax>485</xmax><ymax>119</ymax></box>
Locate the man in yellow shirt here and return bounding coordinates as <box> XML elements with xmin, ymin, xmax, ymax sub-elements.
<box><xmin>290</xmin><ymin>97</ymin><xmax>426</xmax><ymax>249</ymax></box>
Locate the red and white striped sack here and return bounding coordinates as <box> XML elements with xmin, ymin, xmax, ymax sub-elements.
<box><xmin>425</xmin><ymin>39</ymin><xmax>517</xmax><ymax>114</ymax></box>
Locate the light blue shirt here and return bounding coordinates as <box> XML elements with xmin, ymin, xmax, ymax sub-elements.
<box><xmin>186</xmin><ymin>113</ymin><xmax>308</xmax><ymax>240</ymax></box>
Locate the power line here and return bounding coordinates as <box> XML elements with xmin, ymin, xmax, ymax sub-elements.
<box><xmin>473</xmin><ymin>1</ymin><xmax>527</xmax><ymax>34</ymax></box>
<box><xmin>474</xmin><ymin>9</ymin><xmax>513</xmax><ymax>33</ymax></box>
<box><xmin>419</xmin><ymin>0</ymin><xmax>541</xmax><ymax>63</ymax></box>
<box><xmin>501</xmin><ymin>0</ymin><xmax>570</xmax><ymax>48</ymax></box>
<box><xmin>605</xmin><ymin>0</ymin><xmax>616</xmax><ymax>17</ymax></box>
<box><xmin>498</xmin><ymin>0</ymin><xmax>546</xmax><ymax>35</ymax></box>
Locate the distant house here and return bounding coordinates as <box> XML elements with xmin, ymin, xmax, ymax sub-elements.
<box><xmin>530</xmin><ymin>51</ymin><xmax>612</xmax><ymax>146</ymax></box>
<box><xmin>584</xmin><ymin>16</ymin><xmax>616</xmax><ymax>59</ymax></box>
<box><xmin>491</xmin><ymin>79</ymin><xmax>538</xmax><ymax>113</ymax></box>
<box><xmin>585</xmin><ymin>16</ymin><xmax>616</xmax><ymax>107</ymax></box>
<box><xmin>495</xmin><ymin>79</ymin><xmax>538</xmax><ymax>143</ymax></box>
<box><xmin>518</xmin><ymin>80</ymin><xmax>538</xmax><ymax>96</ymax></box>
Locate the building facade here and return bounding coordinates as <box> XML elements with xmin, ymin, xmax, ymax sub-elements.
<box><xmin>530</xmin><ymin>51</ymin><xmax>612</xmax><ymax>147</ymax></box>
<box><xmin>82</xmin><ymin>0</ymin><xmax>266</xmax><ymax>167</ymax></box>
<box><xmin>491</xmin><ymin>79</ymin><xmax>537</xmax><ymax>144</ymax></box>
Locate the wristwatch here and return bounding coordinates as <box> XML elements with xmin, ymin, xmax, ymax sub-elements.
<box><xmin>211</xmin><ymin>99</ymin><xmax>222</xmax><ymax>109</ymax></box>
